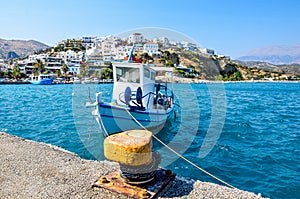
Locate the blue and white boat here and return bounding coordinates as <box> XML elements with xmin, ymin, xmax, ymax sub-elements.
<box><xmin>29</xmin><ymin>74</ymin><xmax>54</xmax><ymax>85</ymax></box>
<box><xmin>87</xmin><ymin>62</ymin><xmax>175</xmax><ymax>135</ymax></box>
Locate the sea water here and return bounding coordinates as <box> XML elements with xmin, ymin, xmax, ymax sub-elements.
<box><xmin>0</xmin><ymin>82</ymin><xmax>299</xmax><ymax>199</ymax></box>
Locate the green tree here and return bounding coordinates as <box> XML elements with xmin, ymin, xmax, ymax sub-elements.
<box><xmin>99</xmin><ymin>68</ymin><xmax>113</xmax><ymax>79</ymax></box>
<box><xmin>12</xmin><ymin>66</ymin><xmax>21</xmax><ymax>79</ymax></box>
<box><xmin>62</xmin><ymin>64</ymin><xmax>69</xmax><ymax>76</ymax></box>
<box><xmin>79</xmin><ymin>62</ymin><xmax>89</xmax><ymax>78</ymax></box>
<box><xmin>4</xmin><ymin>70</ymin><xmax>12</xmax><ymax>78</ymax></box>
<box><xmin>215</xmin><ymin>75</ymin><xmax>223</xmax><ymax>81</ymax></box>
<box><xmin>232</xmin><ymin>71</ymin><xmax>243</xmax><ymax>81</ymax></box>
<box><xmin>140</xmin><ymin>53</ymin><xmax>151</xmax><ymax>64</ymax></box>
<box><xmin>33</xmin><ymin>59</ymin><xmax>45</xmax><ymax>75</ymax></box>
<box><xmin>55</xmin><ymin>69</ymin><xmax>61</xmax><ymax>77</ymax></box>
<box><xmin>170</xmin><ymin>52</ymin><xmax>179</xmax><ymax>66</ymax></box>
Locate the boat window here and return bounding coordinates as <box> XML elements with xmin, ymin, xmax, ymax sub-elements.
<box><xmin>144</xmin><ymin>68</ymin><xmax>150</xmax><ymax>78</ymax></box>
<box><xmin>116</xmin><ymin>67</ymin><xmax>140</xmax><ymax>83</ymax></box>
<box><xmin>151</xmin><ymin>71</ymin><xmax>155</xmax><ymax>81</ymax></box>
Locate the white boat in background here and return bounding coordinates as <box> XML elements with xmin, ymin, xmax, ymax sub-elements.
<box><xmin>91</xmin><ymin>77</ymin><xmax>99</xmax><ymax>84</ymax></box>
<box><xmin>29</xmin><ymin>74</ymin><xmax>54</xmax><ymax>85</ymax></box>
<box><xmin>73</xmin><ymin>77</ymin><xmax>81</xmax><ymax>84</ymax></box>
<box><xmin>82</xmin><ymin>77</ymin><xmax>91</xmax><ymax>84</ymax></box>
<box><xmin>53</xmin><ymin>77</ymin><xmax>65</xmax><ymax>84</ymax></box>
<box><xmin>87</xmin><ymin>62</ymin><xmax>175</xmax><ymax>135</ymax></box>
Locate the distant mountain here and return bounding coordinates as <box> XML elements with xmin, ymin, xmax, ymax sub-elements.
<box><xmin>237</xmin><ymin>44</ymin><xmax>300</xmax><ymax>65</ymax></box>
<box><xmin>0</xmin><ymin>39</ymin><xmax>49</xmax><ymax>59</ymax></box>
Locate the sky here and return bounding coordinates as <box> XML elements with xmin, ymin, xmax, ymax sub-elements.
<box><xmin>1</xmin><ymin>0</ymin><xmax>299</xmax><ymax>58</ymax></box>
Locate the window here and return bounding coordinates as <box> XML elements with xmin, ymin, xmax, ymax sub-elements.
<box><xmin>144</xmin><ymin>68</ymin><xmax>150</xmax><ymax>78</ymax></box>
<box><xmin>151</xmin><ymin>71</ymin><xmax>155</xmax><ymax>81</ymax></box>
<box><xmin>116</xmin><ymin>67</ymin><xmax>140</xmax><ymax>83</ymax></box>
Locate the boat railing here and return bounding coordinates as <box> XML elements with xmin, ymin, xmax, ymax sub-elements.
<box><xmin>118</xmin><ymin>89</ymin><xmax>174</xmax><ymax>111</ymax></box>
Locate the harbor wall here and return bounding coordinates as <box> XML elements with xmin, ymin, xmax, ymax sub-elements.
<box><xmin>0</xmin><ymin>132</ymin><xmax>267</xmax><ymax>199</ymax></box>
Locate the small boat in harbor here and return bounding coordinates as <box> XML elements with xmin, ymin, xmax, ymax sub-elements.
<box><xmin>29</xmin><ymin>74</ymin><xmax>54</xmax><ymax>85</ymax></box>
<box><xmin>82</xmin><ymin>77</ymin><xmax>91</xmax><ymax>84</ymax></box>
<box><xmin>53</xmin><ymin>77</ymin><xmax>65</xmax><ymax>84</ymax></box>
<box><xmin>73</xmin><ymin>77</ymin><xmax>81</xmax><ymax>84</ymax></box>
<box><xmin>87</xmin><ymin>62</ymin><xmax>175</xmax><ymax>135</ymax></box>
<box><xmin>91</xmin><ymin>77</ymin><xmax>99</xmax><ymax>84</ymax></box>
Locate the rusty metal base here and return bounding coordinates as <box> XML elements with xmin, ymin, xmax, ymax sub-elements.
<box><xmin>92</xmin><ymin>168</ymin><xmax>176</xmax><ymax>199</ymax></box>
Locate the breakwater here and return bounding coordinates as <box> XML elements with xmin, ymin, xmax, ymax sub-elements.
<box><xmin>0</xmin><ymin>132</ymin><xmax>266</xmax><ymax>198</ymax></box>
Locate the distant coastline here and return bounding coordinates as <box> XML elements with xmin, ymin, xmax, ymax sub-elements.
<box><xmin>1</xmin><ymin>77</ymin><xmax>299</xmax><ymax>85</ymax></box>
<box><xmin>156</xmin><ymin>75</ymin><xmax>300</xmax><ymax>84</ymax></box>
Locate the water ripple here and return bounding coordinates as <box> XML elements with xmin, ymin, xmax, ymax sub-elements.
<box><xmin>0</xmin><ymin>83</ymin><xmax>299</xmax><ymax>199</ymax></box>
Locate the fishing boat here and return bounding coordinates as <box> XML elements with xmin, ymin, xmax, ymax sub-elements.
<box><xmin>86</xmin><ymin>62</ymin><xmax>175</xmax><ymax>135</ymax></box>
<box><xmin>29</xmin><ymin>74</ymin><xmax>54</xmax><ymax>85</ymax></box>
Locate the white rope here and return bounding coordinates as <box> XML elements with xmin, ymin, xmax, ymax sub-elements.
<box><xmin>124</xmin><ymin>108</ymin><xmax>236</xmax><ymax>189</ymax></box>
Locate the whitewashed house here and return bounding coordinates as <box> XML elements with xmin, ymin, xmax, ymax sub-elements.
<box><xmin>67</xmin><ymin>60</ymin><xmax>81</xmax><ymax>75</ymax></box>
<box><xmin>58</xmin><ymin>50</ymin><xmax>79</xmax><ymax>62</ymax></box>
<box><xmin>82</xmin><ymin>36</ymin><xmax>97</xmax><ymax>48</ymax></box>
<box><xmin>115</xmin><ymin>45</ymin><xmax>134</xmax><ymax>60</ymax></box>
<box><xmin>128</xmin><ymin>33</ymin><xmax>144</xmax><ymax>44</ymax></box>
<box><xmin>200</xmin><ymin>48</ymin><xmax>215</xmax><ymax>56</ymax></box>
<box><xmin>143</xmin><ymin>42</ymin><xmax>160</xmax><ymax>56</ymax></box>
<box><xmin>28</xmin><ymin>54</ymin><xmax>49</xmax><ymax>62</ymax></box>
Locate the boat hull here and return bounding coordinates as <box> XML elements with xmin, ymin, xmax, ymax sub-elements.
<box><xmin>97</xmin><ymin>103</ymin><xmax>173</xmax><ymax>135</ymax></box>
<box><xmin>30</xmin><ymin>78</ymin><xmax>53</xmax><ymax>85</ymax></box>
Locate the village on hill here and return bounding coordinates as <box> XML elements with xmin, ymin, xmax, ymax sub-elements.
<box><xmin>0</xmin><ymin>32</ymin><xmax>299</xmax><ymax>83</ymax></box>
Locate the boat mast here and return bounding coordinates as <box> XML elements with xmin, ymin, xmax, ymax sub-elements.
<box><xmin>128</xmin><ymin>43</ymin><xmax>135</xmax><ymax>62</ymax></box>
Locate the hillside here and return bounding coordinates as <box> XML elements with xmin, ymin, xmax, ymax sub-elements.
<box><xmin>0</xmin><ymin>39</ymin><xmax>49</xmax><ymax>59</ymax></box>
<box><xmin>237</xmin><ymin>44</ymin><xmax>300</xmax><ymax>65</ymax></box>
<box><xmin>2</xmin><ymin>36</ymin><xmax>299</xmax><ymax>81</ymax></box>
<box><xmin>155</xmin><ymin>48</ymin><xmax>240</xmax><ymax>79</ymax></box>
<box><xmin>234</xmin><ymin>60</ymin><xmax>300</xmax><ymax>74</ymax></box>
<box><xmin>162</xmin><ymin>49</ymin><xmax>300</xmax><ymax>81</ymax></box>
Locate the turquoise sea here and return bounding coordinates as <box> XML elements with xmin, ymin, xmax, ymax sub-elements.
<box><xmin>0</xmin><ymin>82</ymin><xmax>299</xmax><ymax>199</ymax></box>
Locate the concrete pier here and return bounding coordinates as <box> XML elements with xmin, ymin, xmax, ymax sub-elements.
<box><xmin>0</xmin><ymin>132</ymin><xmax>267</xmax><ymax>199</ymax></box>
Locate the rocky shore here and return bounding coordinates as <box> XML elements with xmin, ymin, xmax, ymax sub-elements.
<box><xmin>0</xmin><ymin>132</ymin><xmax>267</xmax><ymax>199</ymax></box>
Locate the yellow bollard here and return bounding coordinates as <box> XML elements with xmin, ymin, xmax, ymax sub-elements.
<box><xmin>104</xmin><ymin>130</ymin><xmax>153</xmax><ymax>166</ymax></box>
<box><xmin>93</xmin><ymin>129</ymin><xmax>176</xmax><ymax>198</ymax></box>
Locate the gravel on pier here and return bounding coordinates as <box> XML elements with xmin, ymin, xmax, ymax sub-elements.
<box><xmin>0</xmin><ymin>132</ymin><xmax>267</xmax><ymax>199</ymax></box>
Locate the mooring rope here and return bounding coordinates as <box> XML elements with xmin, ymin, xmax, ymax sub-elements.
<box><xmin>124</xmin><ymin>109</ymin><xmax>237</xmax><ymax>189</ymax></box>
<box><xmin>95</xmin><ymin>103</ymin><xmax>110</xmax><ymax>137</ymax></box>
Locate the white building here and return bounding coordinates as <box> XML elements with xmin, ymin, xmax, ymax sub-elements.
<box><xmin>57</xmin><ymin>50</ymin><xmax>82</xmax><ymax>62</ymax></box>
<box><xmin>128</xmin><ymin>33</ymin><xmax>144</xmax><ymax>44</ymax></box>
<box><xmin>96</xmin><ymin>36</ymin><xmax>125</xmax><ymax>61</ymax></box>
<box><xmin>67</xmin><ymin>60</ymin><xmax>81</xmax><ymax>75</ymax></box>
<box><xmin>0</xmin><ymin>59</ymin><xmax>7</xmax><ymax>72</ymax></box>
<box><xmin>115</xmin><ymin>45</ymin><xmax>134</xmax><ymax>60</ymax></box>
<box><xmin>143</xmin><ymin>42</ymin><xmax>160</xmax><ymax>56</ymax></box>
<box><xmin>28</xmin><ymin>54</ymin><xmax>49</xmax><ymax>62</ymax></box>
<box><xmin>153</xmin><ymin>37</ymin><xmax>169</xmax><ymax>47</ymax></box>
<box><xmin>46</xmin><ymin>57</ymin><xmax>63</xmax><ymax>71</ymax></box>
<box><xmin>200</xmin><ymin>48</ymin><xmax>215</xmax><ymax>55</ymax></box>
<box><xmin>82</xmin><ymin>36</ymin><xmax>97</xmax><ymax>48</ymax></box>
<box><xmin>169</xmin><ymin>41</ymin><xmax>178</xmax><ymax>46</ymax></box>
<box><xmin>101</xmin><ymin>40</ymin><xmax>117</xmax><ymax>61</ymax></box>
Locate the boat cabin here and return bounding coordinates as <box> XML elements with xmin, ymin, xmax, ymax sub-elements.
<box><xmin>31</xmin><ymin>74</ymin><xmax>52</xmax><ymax>81</ymax></box>
<box><xmin>112</xmin><ymin>63</ymin><xmax>156</xmax><ymax>109</ymax></box>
